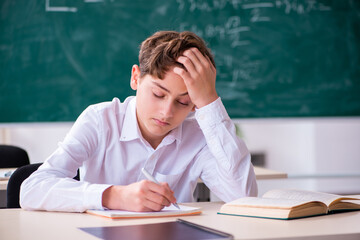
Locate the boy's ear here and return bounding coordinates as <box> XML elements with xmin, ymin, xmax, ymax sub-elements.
<box><xmin>130</xmin><ymin>65</ymin><xmax>141</xmax><ymax>90</ymax></box>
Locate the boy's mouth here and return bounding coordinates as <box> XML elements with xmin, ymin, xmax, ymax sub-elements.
<box><xmin>153</xmin><ymin>118</ymin><xmax>169</xmax><ymax>126</ymax></box>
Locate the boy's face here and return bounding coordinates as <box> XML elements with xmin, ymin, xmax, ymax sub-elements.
<box><xmin>130</xmin><ymin>65</ymin><xmax>195</xmax><ymax>148</ymax></box>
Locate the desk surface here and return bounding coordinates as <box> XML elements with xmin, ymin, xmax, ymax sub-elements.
<box><xmin>0</xmin><ymin>168</ymin><xmax>15</xmax><ymax>190</ymax></box>
<box><xmin>1</xmin><ymin>201</ymin><xmax>359</xmax><ymax>240</ymax></box>
<box><xmin>253</xmin><ymin>166</ymin><xmax>287</xmax><ymax>180</ymax></box>
<box><xmin>0</xmin><ymin>181</ymin><xmax>7</xmax><ymax>190</ymax></box>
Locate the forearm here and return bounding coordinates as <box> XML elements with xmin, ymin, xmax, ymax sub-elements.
<box><xmin>198</xmin><ymin>146</ymin><xmax>258</xmax><ymax>202</ymax></box>
<box><xmin>20</xmin><ymin>165</ymin><xmax>111</xmax><ymax>212</ymax></box>
<box><xmin>195</xmin><ymin>98</ymin><xmax>258</xmax><ymax>200</ymax></box>
<box><xmin>195</xmin><ymin>98</ymin><xmax>245</xmax><ymax>171</ymax></box>
<box><xmin>20</xmin><ymin>146</ymin><xmax>110</xmax><ymax>212</ymax></box>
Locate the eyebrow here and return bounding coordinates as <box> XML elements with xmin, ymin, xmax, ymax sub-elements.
<box><xmin>152</xmin><ymin>81</ymin><xmax>188</xmax><ymax>96</ymax></box>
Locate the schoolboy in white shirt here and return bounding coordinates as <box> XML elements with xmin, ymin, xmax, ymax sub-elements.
<box><xmin>20</xmin><ymin>31</ymin><xmax>257</xmax><ymax>212</ymax></box>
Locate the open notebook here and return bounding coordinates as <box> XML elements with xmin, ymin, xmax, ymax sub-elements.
<box><xmin>86</xmin><ymin>205</ymin><xmax>202</xmax><ymax>219</ymax></box>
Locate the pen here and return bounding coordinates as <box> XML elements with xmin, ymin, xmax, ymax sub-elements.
<box><xmin>141</xmin><ymin>167</ymin><xmax>180</xmax><ymax>209</ymax></box>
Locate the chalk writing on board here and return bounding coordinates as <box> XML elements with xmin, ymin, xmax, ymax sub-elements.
<box><xmin>45</xmin><ymin>0</ymin><xmax>77</xmax><ymax>12</ymax></box>
<box><xmin>176</xmin><ymin>0</ymin><xmax>331</xmax><ymax>15</ymax></box>
<box><xmin>275</xmin><ymin>0</ymin><xmax>331</xmax><ymax>14</ymax></box>
<box><xmin>45</xmin><ymin>0</ymin><xmax>332</xmax><ymax>16</ymax></box>
<box><xmin>180</xmin><ymin>16</ymin><xmax>251</xmax><ymax>47</ymax></box>
<box><xmin>176</xmin><ymin>0</ymin><xmax>332</xmax><ymax>91</ymax></box>
<box><xmin>45</xmin><ymin>0</ymin><xmax>107</xmax><ymax>13</ymax></box>
<box><xmin>84</xmin><ymin>0</ymin><xmax>105</xmax><ymax>2</ymax></box>
<box><xmin>2</xmin><ymin>0</ymin><xmax>359</xmax><ymax>122</ymax></box>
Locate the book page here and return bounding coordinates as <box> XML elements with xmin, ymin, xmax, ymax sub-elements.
<box><xmin>262</xmin><ymin>189</ymin><xmax>341</xmax><ymax>206</ymax></box>
<box><xmin>226</xmin><ymin>197</ymin><xmax>316</xmax><ymax>209</ymax></box>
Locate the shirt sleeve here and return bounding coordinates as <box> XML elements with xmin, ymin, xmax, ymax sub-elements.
<box><xmin>20</xmin><ymin>105</ymin><xmax>112</xmax><ymax>212</ymax></box>
<box><xmin>194</xmin><ymin>97</ymin><xmax>258</xmax><ymax>202</ymax></box>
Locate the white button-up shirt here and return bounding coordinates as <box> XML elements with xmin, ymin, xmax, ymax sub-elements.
<box><xmin>20</xmin><ymin>96</ymin><xmax>257</xmax><ymax>212</ymax></box>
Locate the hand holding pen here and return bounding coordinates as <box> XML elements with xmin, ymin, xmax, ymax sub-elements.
<box><xmin>102</xmin><ymin>169</ymin><xmax>179</xmax><ymax>212</ymax></box>
<box><xmin>142</xmin><ymin>168</ymin><xmax>180</xmax><ymax>209</ymax></box>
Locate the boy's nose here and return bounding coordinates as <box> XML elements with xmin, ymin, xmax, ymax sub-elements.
<box><xmin>161</xmin><ymin>101</ymin><xmax>174</xmax><ymax>118</ymax></box>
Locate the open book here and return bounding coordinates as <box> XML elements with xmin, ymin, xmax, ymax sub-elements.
<box><xmin>218</xmin><ymin>189</ymin><xmax>360</xmax><ymax>220</ymax></box>
<box><xmin>87</xmin><ymin>205</ymin><xmax>201</xmax><ymax>219</ymax></box>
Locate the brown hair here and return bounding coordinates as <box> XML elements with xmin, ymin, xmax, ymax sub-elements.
<box><xmin>139</xmin><ymin>31</ymin><xmax>215</xmax><ymax>79</ymax></box>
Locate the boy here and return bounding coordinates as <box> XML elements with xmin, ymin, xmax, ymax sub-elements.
<box><xmin>20</xmin><ymin>31</ymin><xmax>257</xmax><ymax>212</ymax></box>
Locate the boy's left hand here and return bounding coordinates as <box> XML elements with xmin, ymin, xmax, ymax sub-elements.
<box><xmin>173</xmin><ymin>48</ymin><xmax>218</xmax><ymax>109</ymax></box>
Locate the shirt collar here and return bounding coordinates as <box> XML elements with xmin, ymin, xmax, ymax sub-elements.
<box><xmin>119</xmin><ymin>97</ymin><xmax>142</xmax><ymax>142</ymax></box>
<box><xmin>163</xmin><ymin>120</ymin><xmax>182</xmax><ymax>144</ymax></box>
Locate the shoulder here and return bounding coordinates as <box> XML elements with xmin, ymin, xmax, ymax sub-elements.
<box><xmin>76</xmin><ymin>97</ymin><xmax>134</xmax><ymax>129</ymax></box>
<box><xmin>90</xmin><ymin>97</ymin><xmax>132</xmax><ymax>113</ymax></box>
<box><xmin>84</xmin><ymin>97</ymin><xmax>133</xmax><ymax>119</ymax></box>
<box><xmin>74</xmin><ymin>97</ymin><xmax>135</xmax><ymax>139</ymax></box>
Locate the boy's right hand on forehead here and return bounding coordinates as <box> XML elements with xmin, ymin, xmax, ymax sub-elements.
<box><xmin>101</xmin><ymin>180</ymin><xmax>177</xmax><ymax>212</ymax></box>
<box><xmin>173</xmin><ymin>47</ymin><xmax>218</xmax><ymax>109</ymax></box>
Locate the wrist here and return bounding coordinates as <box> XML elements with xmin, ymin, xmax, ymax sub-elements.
<box><xmin>102</xmin><ymin>185</ymin><xmax>124</xmax><ymax>210</ymax></box>
<box><xmin>101</xmin><ymin>186</ymin><xmax>113</xmax><ymax>209</ymax></box>
<box><xmin>195</xmin><ymin>94</ymin><xmax>219</xmax><ymax>109</ymax></box>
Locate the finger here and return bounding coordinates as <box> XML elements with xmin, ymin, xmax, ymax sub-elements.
<box><xmin>182</xmin><ymin>48</ymin><xmax>202</xmax><ymax>71</ymax></box>
<box><xmin>174</xmin><ymin>61</ymin><xmax>199</xmax><ymax>89</ymax></box>
<box><xmin>173</xmin><ymin>66</ymin><xmax>192</xmax><ymax>83</ymax></box>
<box><xmin>177</xmin><ymin>55</ymin><xmax>196</xmax><ymax>75</ymax></box>
<box><xmin>190</xmin><ymin>48</ymin><xmax>215</xmax><ymax>76</ymax></box>
<box><xmin>143</xmin><ymin>198</ymin><xmax>166</xmax><ymax>212</ymax></box>
<box><xmin>205</xmin><ymin>55</ymin><xmax>216</xmax><ymax>74</ymax></box>
<box><xmin>134</xmin><ymin>197</ymin><xmax>163</xmax><ymax>212</ymax></box>
<box><xmin>147</xmin><ymin>181</ymin><xmax>177</xmax><ymax>204</ymax></box>
<box><xmin>145</xmin><ymin>182</ymin><xmax>172</xmax><ymax>206</ymax></box>
<box><xmin>186</xmin><ymin>48</ymin><xmax>214</xmax><ymax>75</ymax></box>
<box><xmin>190</xmin><ymin>48</ymin><xmax>208</xmax><ymax>65</ymax></box>
<box><xmin>133</xmin><ymin>181</ymin><xmax>170</xmax><ymax>212</ymax></box>
<box><xmin>160</xmin><ymin>182</ymin><xmax>176</xmax><ymax>200</ymax></box>
<box><xmin>136</xmin><ymin>204</ymin><xmax>155</xmax><ymax>212</ymax></box>
<box><xmin>145</xmin><ymin>190</ymin><xmax>171</xmax><ymax>207</ymax></box>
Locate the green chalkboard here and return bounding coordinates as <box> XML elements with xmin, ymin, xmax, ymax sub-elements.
<box><xmin>1</xmin><ymin>0</ymin><xmax>360</xmax><ymax>122</ymax></box>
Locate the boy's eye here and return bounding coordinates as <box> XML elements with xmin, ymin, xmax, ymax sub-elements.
<box><xmin>153</xmin><ymin>92</ymin><xmax>164</xmax><ymax>98</ymax></box>
<box><xmin>177</xmin><ymin>100</ymin><xmax>189</xmax><ymax>106</ymax></box>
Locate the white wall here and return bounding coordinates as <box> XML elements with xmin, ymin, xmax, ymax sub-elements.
<box><xmin>1</xmin><ymin>123</ymin><xmax>72</xmax><ymax>163</ymax></box>
<box><xmin>1</xmin><ymin>118</ymin><xmax>360</xmax><ymax>196</ymax></box>
<box><xmin>236</xmin><ymin>118</ymin><xmax>360</xmax><ymax>195</ymax></box>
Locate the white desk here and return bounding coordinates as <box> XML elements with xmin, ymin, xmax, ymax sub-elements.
<box><xmin>1</xmin><ymin>201</ymin><xmax>359</xmax><ymax>240</ymax></box>
<box><xmin>254</xmin><ymin>166</ymin><xmax>287</xmax><ymax>180</ymax></box>
<box><xmin>0</xmin><ymin>180</ymin><xmax>7</xmax><ymax>191</ymax></box>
